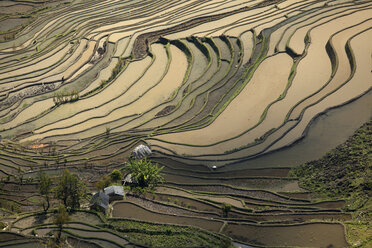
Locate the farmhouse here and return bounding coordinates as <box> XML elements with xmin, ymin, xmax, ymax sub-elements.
<box><xmin>90</xmin><ymin>192</ymin><xmax>109</xmax><ymax>213</ymax></box>
<box><xmin>104</xmin><ymin>185</ymin><xmax>125</xmax><ymax>202</ymax></box>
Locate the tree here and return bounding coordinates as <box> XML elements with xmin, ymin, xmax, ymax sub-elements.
<box><xmin>124</xmin><ymin>158</ymin><xmax>164</xmax><ymax>189</ymax></box>
<box><xmin>54</xmin><ymin>169</ymin><xmax>88</xmax><ymax>209</ymax></box>
<box><xmin>54</xmin><ymin>204</ymin><xmax>70</xmax><ymax>242</ymax></box>
<box><xmin>221</xmin><ymin>203</ymin><xmax>231</xmax><ymax>218</ymax></box>
<box><xmin>38</xmin><ymin>171</ymin><xmax>52</xmax><ymax>212</ymax></box>
<box><xmin>95</xmin><ymin>175</ymin><xmax>111</xmax><ymax>191</ymax></box>
<box><xmin>110</xmin><ymin>169</ymin><xmax>122</xmax><ymax>182</ymax></box>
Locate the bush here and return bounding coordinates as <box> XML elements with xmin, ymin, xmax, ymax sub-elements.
<box><xmin>124</xmin><ymin>158</ymin><xmax>164</xmax><ymax>190</ymax></box>
<box><xmin>221</xmin><ymin>203</ymin><xmax>231</xmax><ymax>217</ymax></box>
<box><xmin>96</xmin><ymin>175</ymin><xmax>111</xmax><ymax>191</ymax></box>
<box><xmin>110</xmin><ymin>169</ymin><xmax>122</xmax><ymax>182</ymax></box>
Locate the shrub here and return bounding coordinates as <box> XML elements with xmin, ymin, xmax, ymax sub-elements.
<box><xmin>110</xmin><ymin>169</ymin><xmax>122</xmax><ymax>182</ymax></box>
<box><xmin>221</xmin><ymin>203</ymin><xmax>231</xmax><ymax>217</ymax></box>
<box><xmin>124</xmin><ymin>158</ymin><xmax>164</xmax><ymax>190</ymax></box>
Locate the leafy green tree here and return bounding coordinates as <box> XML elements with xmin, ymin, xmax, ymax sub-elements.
<box><xmin>110</xmin><ymin>169</ymin><xmax>122</xmax><ymax>182</ymax></box>
<box><xmin>124</xmin><ymin>158</ymin><xmax>164</xmax><ymax>189</ymax></box>
<box><xmin>95</xmin><ymin>175</ymin><xmax>111</xmax><ymax>191</ymax></box>
<box><xmin>54</xmin><ymin>169</ymin><xmax>88</xmax><ymax>209</ymax></box>
<box><xmin>54</xmin><ymin>204</ymin><xmax>70</xmax><ymax>242</ymax></box>
<box><xmin>38</xmin><ymin>171</ymin><xmax>52</xmax><ymax>212</ymax></box>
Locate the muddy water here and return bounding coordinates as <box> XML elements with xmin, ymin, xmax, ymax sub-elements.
<box><xmin>164</xmin><ymin>173</ymin><xmax>300</xmax><ymax>191</ymax></box>
<box><xmin>112</xmin><ymin>202</ymin><xmax>223</xmax><ymax>233</ymax></box>
<box><xmin>289</xmin><ymin>8</ymin><xmax>372</xmax><ymax>55</ymax></box>
<box><xmin>1</xmin><ymin>99</ymin><xmax>54</xmax><ymax>130</ymax></box>
<box><xmin>0</xmin><ymin>18</ymin><xmax>26</xmax><ymax>32</ymax></box>
<box><xmin>150</xmin><ymin>53</ymin><xmax>292</xmax><ymax>155</ymax></box>
<box><xmin>112</xmin><ymin>36</ymin><xmax>129</xmax><ymax>56</ymax></box>
<box><xmin>209</xmin><ymin>20</ymin><xmax>372</xmax><ymax>162</ymax></box>
<box><xmin>239</xmin><ymin>31</ymin><xmax>254</xmax><ymax>65</ymax></box>
<box><xmin>185</xmin><ymin>40</ymin><xmax>209</xmax><ymax>83</ymax></box>
<box><xmin>275</xmin><ymin>3</ymin><xmax>367</xmax><ymax>52</ymax></box>
<box><xmin>248</xmin><ymin>11</ymin><xmax>367</xmax><ymax>150</ymax></box>
<box><xmin>216</xmin><ymin>0</ymin><xmax>315</xmax><ymax>36</ymax></box>
<box><xmin>32</xmin><ymin>56</ymin><xmax>152</xmax><ymax>135</ymax></box>
<box><xmin>166</xmin><ymin>6</ymin><xmax>272</xmax><ymax>40</ymax></box>
<box><xmin>268</xmin><ymin>28</ymin><xmax>372</xmax><ymax>152</ymax></box>
<box><xmin>220</xmin><ymin>89</ymin><xmax>372</xmax><ymax>170</ymax></box>
<box><xmin>224</xmin><ymin>222</ymin><xmax>348</xmax><ymax>247</ymax></box>
<box><xmin>30</xmin><ymin>43</ymin><xmax>186</xmax><ymax>140</ymax></box>
<box><xmin>68</xmin><ymin>228</ymin><xmax>128</xmax><ymax>245</ymax></box>
<box><xmin>40</xmin><ymin>44</ymin><xmax>165</xmax><ymax>135</ymax></box>
<box><xmin>114</xmin><ymin>44</ymin><xmax>188</xmax><ymax>132</ymax></box>
<box><xmin>0</xmin><ymin>43</ymin><xmax>72</xmax><ymax>79</ymax></box>
<box><xmin>205</xmin><ymin>8</ymin><xmax>276</xmax><ymax>37</ymax></box>
<box><xmin>80</xmin><ymin>57</ymin><xmax>119</xmax><ymax>95</ymax></box>
<box><xmin>156</xmin><ymin>186</ymin><xmax>245</xmax><ymax>208</ymax></box>
<box><xmin>2</xmin><ymin>39</ymin><xmax>88</xmax><ymax>90</ymax></box>
<box><xmin>288</xmin><ymin>19</ymin><xmax>372</xmax><ymax>120</ymax></box>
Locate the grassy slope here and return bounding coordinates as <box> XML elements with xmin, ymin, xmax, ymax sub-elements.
<box><xmin>290</xmin><ymin>120</ymin><xmax>372</xmax><ymax>247</ymax></box>
<box><xmin>108</xmin><ymin>219</ymin><xmax>233</xmax><ymax>248</ymax></box>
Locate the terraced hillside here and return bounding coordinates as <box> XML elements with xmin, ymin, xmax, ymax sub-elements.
<box><xmin>0</xmin><ymin>0</ymin><xmax>371</xmax><ymax>247</ymax></box>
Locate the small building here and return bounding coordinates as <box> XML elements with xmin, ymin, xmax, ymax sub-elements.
<box><xmin>90</xmin><ymin>192</ymin><xmax>109</xmax><ymax>213</ymax></box>
<box><xmin>104</xmin><ymin>185</ymin><xmax>124</xmax><ymax>203</ymax></box>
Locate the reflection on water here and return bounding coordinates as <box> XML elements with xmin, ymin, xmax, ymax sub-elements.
<box><xmin>225</xmin><ymin>89</ymin><xmax>372</xmax><ymax>170</ymax></box>
<box><xmin>233</xmin><ymin>242</ymin><xmax>256</xmax><ymax>248</ymax></box>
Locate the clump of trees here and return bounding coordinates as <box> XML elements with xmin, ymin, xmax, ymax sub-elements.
<box><xmin>37</xmin><ymin>170</ymin><xmax>87</xmax><ymax>246</ymax></box>
<box><xmin>95</xmin><ymin>169</ymin><xmax>122</xmax><ymax>191</ymax></box>
<box><xmin>54</xmin><ymin>169</ymin><xmax>88</xmax><ymax>209</ymax></box>
<box><xmin>124</xmin><ymin>158</ymin><xmax>164</xmax><ymax>191</ymax></box>
<box><xmin>38</xmin><ymin>169</ymin><xmax>88</xmax><ymax>211</ymax></box>
<box><xmin>52</xmin><ymin>90</ymin><xmax>79</xmax><ymax>106</ymax></box>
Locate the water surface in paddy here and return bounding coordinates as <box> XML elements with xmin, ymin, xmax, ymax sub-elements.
<box><xmin>222</xmin><ymin>89</ymin><xmax>372</xmax><ymax>170</ymax></box>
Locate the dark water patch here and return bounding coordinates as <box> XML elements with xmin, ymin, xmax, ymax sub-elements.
<box><xmin>224</xmin><ymin>89</ymin><xmax>372</xmax><ymax>170</ymax></box>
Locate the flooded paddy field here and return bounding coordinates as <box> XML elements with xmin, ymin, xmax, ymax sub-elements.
<box><xmin>0</xmin><ymin>0</ymin><xmax>371</xmax><ymax>247</ymax></box>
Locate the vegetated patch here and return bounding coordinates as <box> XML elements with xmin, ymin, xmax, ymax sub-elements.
<box><xmin>290</xmin><ymin>120</ymin><xmax>371</xmax><ymax>247</ymax></box>
<box><xmin>108</xmin><ymin>219</ymin><xmax>233</xmax><ymax>248</ymax></box>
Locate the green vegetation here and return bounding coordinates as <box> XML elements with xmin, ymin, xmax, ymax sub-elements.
<box><xmin>38</xmin><ymin>171</ymin><xmax>52</xmax><ymax>212</ymax></box>
<box><xmin>95</xmin><ymin>175</ymin><xmax>111</xmax><ymax>191</ymax></box>
<box><xmin>105</xmin><ymin>126</ymin><xmax>111</xmax><ymax>136</ymax></box>
<box><xmin>109</xmin><ymin>219</ymin><xmax>233</xmax><ymax>248</ymax></box>
<box><xmin>0</xmin><ymin>221</ymin><xmax>6</xmax><ymax>229</ymax></box>
<box><xmin>124</xmin><ymin>158</ymin><xmax>165</xmax><ymax>190</ymax></box>
<box><xmin>221</xmin><ymin>203</ymin><xmax>232</xmax><ymax>217</ymax></box>
<box><xmin>52</xmin><ymin>90</ymin><xmax>79</xmax><ymax>106</ymax></box>
<box><xmin>291</xmin><ymin>120</ymin><xmax>372</xmax><ymax>247</ymax></box>
<box><xmin>110</xmin><ymin>169</ymin><xmax>122</xmax><ymax>182</ymax></box>
<box><xmin>54</xmin><ymin>204</ymin><xmax>70</xmax><ymax>242</ymax></box>
<box><xmin>0</xmin><ymin>1</ymin><xmax>371</xmax><ymax>247</ymax></box>
<box><xmin>54</xmin><ymin>169</ymin><xmax>88</xmax><ymax>209</ymax></box>
<box><xmin>290</xmin><ymin>121</ymin><xmax>371</xmax><ymax>203</ymax></box>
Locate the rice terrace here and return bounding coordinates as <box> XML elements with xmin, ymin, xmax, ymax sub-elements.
<box><xmin>0</xmin><ymin>0</ymin><xmax>371</xmax><ymax>247</ymax></box>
